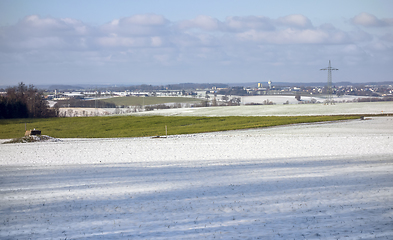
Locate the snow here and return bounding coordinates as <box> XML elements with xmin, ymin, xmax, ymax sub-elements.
<box><xmin>58</xmin><ymin>96</ymin><xmax>393</xmax><ymax>117</ymax></box>
<box><xmin>134</xmin><ymin>101</ymin><xmax>393</xmax><ymax>117</ymax></box>
<box><xmin>241</xmin><ymin>94</ymin><xmax>377</xmax><ymax>105</ymax></box>
<box><xmin>1</xmin><ymin>116</ymin><xmax>393</xmax><ymax>239</ymax></box>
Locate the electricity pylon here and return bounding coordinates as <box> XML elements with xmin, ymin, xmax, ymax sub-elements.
<box><xmin>320</xmin><ymin>60</ymin><xmax>338</xmax><ymax>105</ymax></box>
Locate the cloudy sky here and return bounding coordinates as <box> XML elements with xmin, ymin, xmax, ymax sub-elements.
<box><xmin>0</xmin><ymin>0</ymin><xmax>392</xmax><ymax>86</ymax></box>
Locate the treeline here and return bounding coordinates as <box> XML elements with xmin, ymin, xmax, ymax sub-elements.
<box><xmin>0</xmin><ymin>83</ymin><xmax>58</xmax><ymax>119</ymax></box>
<box><xmin>356</xmin><ymin>97</ymin><xmax>393</xmax><ymax>102</ymax></box>
<box><xmin>217</xmin><ymin>87</ymin><xmax>248</xmax><ymax>96</ymax></box>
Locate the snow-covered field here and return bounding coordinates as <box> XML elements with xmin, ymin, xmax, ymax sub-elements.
<box><xmin>241</xmin><ymin>94</ymin><xmax>363</xmax><ymax>105</ymax></box>
<box><xmin>1</xmin><ymin>114</ymin><xmax>393</xmax><ymax>239</ymax></box>
<box><xmin>136</xmin><ymin>101</ymin><xmax>393</xmax><ymax>117</ymax></box>
<box><xmin>58</xmin><ymin>96</ymin><xmax>393</xmax><ymax>117</ymax></box>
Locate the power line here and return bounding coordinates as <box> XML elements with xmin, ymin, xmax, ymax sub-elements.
<box><xmin>320</xmin><ymin>60</ymin><xmax>338</xmax><ymax>105</ymax></box>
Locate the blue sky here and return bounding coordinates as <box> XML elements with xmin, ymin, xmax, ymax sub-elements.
<box><xmin>1</xmin><ymin>0</ymin><xmax>392</xmax><ymax>86</ymax></box>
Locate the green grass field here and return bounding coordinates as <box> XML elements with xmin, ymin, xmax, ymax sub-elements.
<box><xmin>100</xmin><ymin>96</ymin><xmax>202</xmax><ymax>106</ymax></box>
<box><xmin>0</xmin><ymin>115</ymin><xmax>360</xmax><ymax>139</ymax></box>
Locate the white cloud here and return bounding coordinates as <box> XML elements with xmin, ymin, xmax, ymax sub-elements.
<box><xmin>0</xmin><ymin>14</ymin><xmax>383</xmax><ymax>52</ymax></box>
<box><xmin>101</xmin><ymin>14</ymin><xmax>169</xmax><ymax>36</ymax></box>
<box><xmin>24</xmin><ymin>15</ymin><xmax>63</xmax><ymax>29</ymax></box>
<box><xmin>0</xmin><ymin>13</ymin><xmax>392</xmax><ymax>84</ymax></box>
<box><xmin>122</xmin><ymin>14</ymin><xmax>168</xmax><ymax>26</ymax></box>
<box><xmin>96</xmin><ymin>36</ymin><xmax>157</xmax><ymax>48</ymax></box>
<box><xmin>351</xmin><ymin>13</ymin><xmax>393</xmax><ymax>27</ymax></box>
<box><xmin>177</xmin><ymin>15</ymin><xmax>221</xmax><ymax>31</ymax></box>
<box><xmin>178</xmin><ymin>15</ymin><xmax>276</xmax><ymax>32</ymax></box>
<box><xmin>352</xmin><ymin>13</ymin><xmax>380</xmax><ymax>27</ymax></box>
<box><xmin>276</xmin><ymin>14</ymin><xmax>312</xmax><ymax>28</ymax></box>
<box><xmin>237</xmin><ymin>28</ymin><xmax>350</xmax><ymax>44</ymax></box>
<box><xmin>150</xmin><ymin>36</ymin><xmax>163</xmax><ymax>47</ymax></box>
<box><xmin>19</xmin><ymin>15</ymin><xmax>89</xmax><ymax>36</ymax></box>
<box><xmin>224</xmin><ymin>16</ymin><xmax>274</xmax><ymax>31</ymax></box>
<box><xmin>110</xmin><ymin>19</ymin><xmax>120</xmax><ymax>26</ymax></box>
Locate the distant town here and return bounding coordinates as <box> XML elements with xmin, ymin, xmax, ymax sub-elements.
<box><xmin>1</xmin><ymin>81</ymin><xmax>393</xmax><ymax>118</ymax></box>
<box><xmin>4</xmin><ymin>81</ymin><xmax>391</xmax><ymax>100</ymax></box>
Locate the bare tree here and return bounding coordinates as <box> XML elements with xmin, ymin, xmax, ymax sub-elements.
<box><xmin>221</xmin><ymin>95</ymin><xmax>229</xmax><ymax>102</ymax></box>
<box><xmin>295</xmin><ymin>93</ymin><xmax>301</xmax><ymax>101</ymax></box>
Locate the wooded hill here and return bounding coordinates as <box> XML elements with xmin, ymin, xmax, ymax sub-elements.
<box><xmin>0</xmin><ymin>83</ymin><xmax>58</xmax><ymax>119</ymax></box>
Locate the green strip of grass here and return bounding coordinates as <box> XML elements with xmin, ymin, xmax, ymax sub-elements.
<box><xmin>0</xmin><ymin>115</ymin><xmax>360</xmax><ymax>139</ymax></box>
<box><xmin>101</xmin><ymin>96</ymin><xmax>202</xmax><ymax>106</ymax></box>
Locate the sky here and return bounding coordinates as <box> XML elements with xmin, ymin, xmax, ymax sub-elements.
<box><xmin>0</xmin><ymin>0</ymin><xmax>392</xmax><ymax>86</ymax></box>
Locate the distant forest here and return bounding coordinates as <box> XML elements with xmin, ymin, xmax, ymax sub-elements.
<box><xmin>0</xmin><ymin>83</ymin><xmax>58</xmax><ymax>119</ymax></box>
